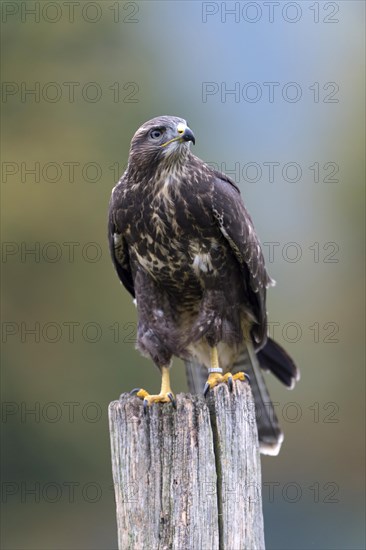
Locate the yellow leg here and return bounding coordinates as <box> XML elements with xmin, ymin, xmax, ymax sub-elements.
<box><xmin>132</xmin><ymin>366</ymin><xmax>176</xmax><ymax>413</ymax></box>
<box><xmin>204</xmin><ymin>347</ymin><xmax>248</xmax><ymax>396</ymax></box>
<box><xmin>210</xmin><ymin>346</ymin><xmax>220</xmax><ymax>370</ymax></box>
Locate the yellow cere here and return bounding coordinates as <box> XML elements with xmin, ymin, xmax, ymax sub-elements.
<box><xmin>177</xmin><ymin>123</ymin><xmax>186</xmax><ymax>134</ymax></box>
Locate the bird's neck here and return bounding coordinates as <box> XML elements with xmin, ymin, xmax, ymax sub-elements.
<box><xmin>127</xmin><ymin>149</ymin><xmax>193</xmax><ymax>186</ymax></box>
<box><xmin>155</xmin><ymin>150</ymin><xmax>192</xmax><ymax>181</ymax></box>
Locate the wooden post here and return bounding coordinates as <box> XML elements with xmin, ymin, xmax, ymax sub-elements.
<box><xmin>109</xmin><ymin>381</ymin><xmax>265</xmax><ymax>550</ymax></box>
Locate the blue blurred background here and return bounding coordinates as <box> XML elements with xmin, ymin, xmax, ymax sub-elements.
<box><xmin>1</xmin><ymin>1</ymin><xmax>365</xmax><ymax>548</ymax></box>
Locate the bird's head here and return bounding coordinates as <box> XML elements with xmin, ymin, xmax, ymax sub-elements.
<box><xmin>127</xmin><ymin>116</ymin><xmax>196</xmax><ymax>177</ymax></box>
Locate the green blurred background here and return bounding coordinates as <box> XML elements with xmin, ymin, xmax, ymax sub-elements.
<box><xmin>1</xmin><ymin>1</ymin><xmax>365</xmax><ymax>548</ymax></box>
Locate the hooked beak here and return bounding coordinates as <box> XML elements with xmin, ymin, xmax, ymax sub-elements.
<box><xmin>180</xmin><ymin>126</ymin><xmax>195</xmax><ymax>145</ymax></box>
<box><xmin>161</xmin><ymin>122</ymin><xmax>196</xmax><ymax>147</ymax></box>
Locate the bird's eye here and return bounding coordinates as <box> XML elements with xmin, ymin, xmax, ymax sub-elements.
<box><xmin>150</xmin><ymin>129</ymin><xmax>162</xmax><ymax>139</ymax></box>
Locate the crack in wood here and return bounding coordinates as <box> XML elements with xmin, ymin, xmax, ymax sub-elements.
<box><xmin>207</xmin><ymin>394</ymin><xmax>224</xmax><ymax>550</ymax></box>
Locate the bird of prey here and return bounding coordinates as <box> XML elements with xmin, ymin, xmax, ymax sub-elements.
<box><xmin>108</xmin><ymin>115</ymin><xmax>299</xmax><ymax>455</ymax></box>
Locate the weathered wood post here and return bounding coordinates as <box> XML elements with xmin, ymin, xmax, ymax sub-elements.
<box><xmin>109</xmin><ymin>381</ymin><xmax>265</xmax><ymax>550</ymax></box>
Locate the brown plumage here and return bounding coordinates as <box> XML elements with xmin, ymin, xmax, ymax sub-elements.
<box><xmin>108</xmin><ymin>115</ymin><xmax>299</xmax><ymax>454</ymax></box>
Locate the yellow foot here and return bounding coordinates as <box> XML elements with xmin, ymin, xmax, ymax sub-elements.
<box><xmin>203</xmin><ymin>371</ymin><xmax>249</xmax><ymax>396</ymax></box>
<box><xmin>130</xmin><ymin>388</ymin><xmax>176</xmax><ymax>413</ymax></box>
<box><xmin>130</xmin><ymin>366</ymin><xmax>176</xmax><ymax>413</ymax></box>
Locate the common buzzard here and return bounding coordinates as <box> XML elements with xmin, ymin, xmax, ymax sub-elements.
<box><xmin>108</xmin><ymin>116</ymin><xmax>299</xmax><ymax>454</ymax></box>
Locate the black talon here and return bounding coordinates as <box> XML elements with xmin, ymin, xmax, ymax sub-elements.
<box><xmin>203</xmin><ymin>382</ymin><xmax>210</xmax><ymax>397</ymax></box>
<box><xmin>167</xmin><ymin>393</ymin><xmax>176</xmax><ymax>409</ymax></box>
<box><xmin>130</xmin><ymin>388</ymin><xmax>141</xmax><ymax>395</ymax></box>
<box><xmin>143</xmin><ymin>399</ymin><xmax>148</xmax><ymax>414</ymax></box>
<box><xmin>228</xmin><ymin>375</ymin><xmax>233</xmax><ymax>392</ymax></box>
<box><xmin>244</xmin><ymin>373</ymin><xmax>251</xmax><ymax>383</ymax></box>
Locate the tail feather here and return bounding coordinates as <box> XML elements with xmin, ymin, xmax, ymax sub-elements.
<box><xmin>232</xmin><ymin>343</ymin><xmax>283</xmax><ymax>456</ymax></box>
<box><xmin>184</xmin><ymin>358</ymin><xmax>207</xmax><ymax>395</ymax></box>
<box><xmin>185</xmin><ymin>338</ymin><xmax>299</xmax><ymax>455</ymax></box>
<box><xmin>257</xmin><ymin>337</ymin><xmax>300</xmax><ymax>389</ymax></box>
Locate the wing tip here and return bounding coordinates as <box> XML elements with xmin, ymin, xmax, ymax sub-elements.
<box><xmin>286</xmin><ymin>366</ymin><xmax>301</xmax><ymax>389</ymax></box>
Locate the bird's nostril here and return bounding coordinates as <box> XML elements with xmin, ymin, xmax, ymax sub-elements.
<box><xmin>177</xmin><ymin>122</ymin><xmax>186</xmax><ymax>135</ymax></box>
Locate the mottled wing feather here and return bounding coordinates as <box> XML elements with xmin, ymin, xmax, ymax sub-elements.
<box><xmin>211</xmin><ymin>171</ymin><xmax>272</xmax><ymax>347</ymax></box>
<box><xmin>108</xmin><ymin>183</ymin><xmax>135</xmax><ymax>298</ymax></box>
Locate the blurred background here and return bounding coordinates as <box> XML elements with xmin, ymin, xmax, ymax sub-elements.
<box><xmin>1</xmin><ymin>1</ymin><xmax>365</xmax><ymax>548</ymax></box>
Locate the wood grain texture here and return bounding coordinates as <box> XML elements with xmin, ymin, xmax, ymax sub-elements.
<box><xmin>109</xmin><ymin>381</ymin><xmax>265</xmax><ymax>550</ymax></box>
